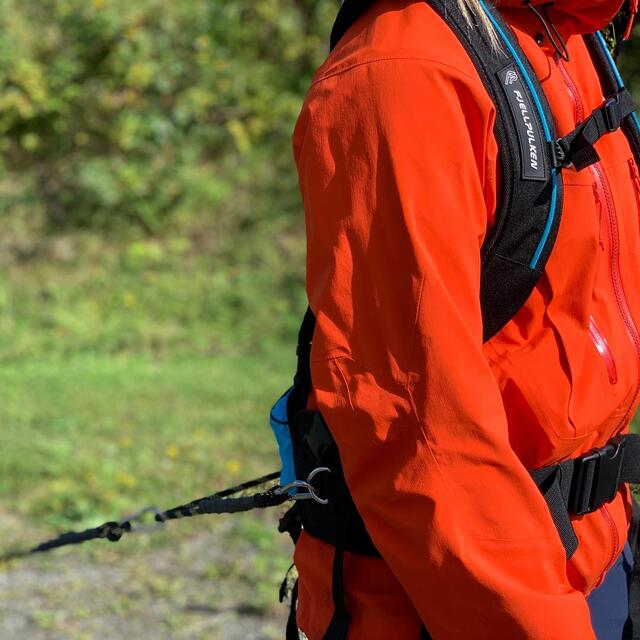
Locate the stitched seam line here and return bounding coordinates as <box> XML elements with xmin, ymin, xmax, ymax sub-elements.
<box><xmin>311</xmin><ymin>55</ymin><xmax>477</xmax><ymax>86</ymax></box>
<box><xmin>332</xmin><ymin>358</ymin><xmax>355</xmax><ymax>412</ymax></box>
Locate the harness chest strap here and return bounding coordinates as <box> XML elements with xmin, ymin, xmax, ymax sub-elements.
<box><xmin>552</xmin><ymin>87</ymin><xmax>638</xmax><ymax>171</ymax></box>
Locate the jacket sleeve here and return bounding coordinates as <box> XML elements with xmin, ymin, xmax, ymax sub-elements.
<box><xmin>293</xmin><ymin>57</ymin><xmax>595</xmax><ymax>639</ymax></box>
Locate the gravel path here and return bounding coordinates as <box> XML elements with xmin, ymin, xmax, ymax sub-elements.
<box><xmin>0</xmin><ymin>512</ymin><xmax>292</xmax><ymax>640</ymax></box>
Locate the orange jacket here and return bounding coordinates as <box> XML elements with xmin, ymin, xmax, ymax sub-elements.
<box><xmin>292</xmin><ymin>1</ymin><xmax>639</xmax><ymax>638</ymax></box>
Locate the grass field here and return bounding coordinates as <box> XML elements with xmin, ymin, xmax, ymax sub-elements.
<box><xmin>0</xmin><ymin>353</ymin><xmax>292</xmax><ymax>529</ymax></box>
<box><xmin>0</xmin><ymin>235</ymin><xmax>303</xmax><ymax>639</ymax></box>
<box><xmin>0</xmin><ymin>351</ymin><xmax>298</xmax><ymax>636</ymax></box>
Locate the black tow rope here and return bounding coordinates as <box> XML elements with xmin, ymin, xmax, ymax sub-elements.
<box><xmin>160</xmin><ymin>470</ymin><xmax>284</xmax><ymax>521</ymax></box>
<box><xmin>0</xmin><ymin>468</ymin><xmax>330</xmax><ymax>563</ymax></box>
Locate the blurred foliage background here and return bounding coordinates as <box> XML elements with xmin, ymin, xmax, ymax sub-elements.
<box><xmin>0</xmin><ymin>3</ymin><xmax>340</xmax><ymax>636</ymax></box>
<box><xmin>0</xmin><ymin>3</ymin><xmax>638</xmax><ymax>637</ymax></box>
<box><xmin>0</xmin><ymin>0</ymin><xmax>338</xmax><ymax>362</ymax></box>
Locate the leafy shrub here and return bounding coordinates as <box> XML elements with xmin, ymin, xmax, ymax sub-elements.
<box><xmin>0</xmin><ymin>0</ymin><xmax>335</xmax><ymax>233</ymax></box>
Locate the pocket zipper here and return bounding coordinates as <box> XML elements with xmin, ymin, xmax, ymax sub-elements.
<box><xmin>594</xmin><ymin>502</ymin><xmax>620</xmax><ymax>589</ymax></box>
<box><xmin>589</xmin><ymin>316</ymin><xmax>618</xmax><ymax>385</ymax></box>
<box><xmin>592</xmin><ymin>183</ymin><xmax>605</xmax><ymax>251</ymax></box>
<box><xmin>629</xmin><ymin>159</ymin><xmax>640</xmax><ymax>232</ymax></box>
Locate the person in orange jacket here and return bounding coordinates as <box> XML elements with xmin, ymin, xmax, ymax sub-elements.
<box><xmin>290</xmin><ymin>0</ymin><xmax>640</xmax><ymax>638</ymax></box>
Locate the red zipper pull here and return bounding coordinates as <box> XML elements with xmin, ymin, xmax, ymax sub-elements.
<box><xmin>589</xmin><ymin>316</ymin><xmax>618</xmax><ymax>385</ymax></box>
<box><xmin>593</xmin><ymin>182</ymin><xmax>605</xmax><ymax>251</ymax></box>
<box><xmin>629</xmin><ymin>159</ymin><xmax>640</xmax><ymax>240</ymax></box>
<box><xmin>629</xmin><ymin>158</ymin><xmax>640</xmax><ymax>207</ymax></box>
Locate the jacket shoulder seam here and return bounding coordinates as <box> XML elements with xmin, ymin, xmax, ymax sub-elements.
<box><xmin>311</xmin><ymin>55</ymin><xmax>477</xmax><ymax>86</ymax></box>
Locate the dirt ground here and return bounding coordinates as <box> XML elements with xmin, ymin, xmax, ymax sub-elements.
<box><xmin>0</xmin><ymin>512</ymin><xmax>294</xmax><ymax>640</ymax></box>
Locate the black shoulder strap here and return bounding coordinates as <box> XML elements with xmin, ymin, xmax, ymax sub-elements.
<box><xmin>330</xmin><ymin>0</ymin><xmax>377</xmax><ymax>50</ymax></box>
<box><xmin>583</xmin><ymin>32</ymin><xmax>640</xmax><ymax>163</ymax></box>
<box><xmin>327</xmin><ymin>0</ymin><xmax>564</xmax><ymax>342</ymax></box>
<box><xmin>286</xmin><ymin>305</ymin><xmax>315</xmax><ymax>421</ymax></box>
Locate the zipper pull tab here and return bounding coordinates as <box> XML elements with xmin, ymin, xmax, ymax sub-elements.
<box><xmin>628</xmin><ymin>160</ymin><xmax>640</xmax><ymax>231</ymax></box>
<box><xmin>593</xmin><ymin>182</ymin><xmax>605</xmax><ymax>251</ymax></box>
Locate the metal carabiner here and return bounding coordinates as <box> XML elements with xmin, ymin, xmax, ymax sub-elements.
<box><xmin>122</xmin><ymin>506</ymin><xmax>167</xmax><ymax>532</ymax></box>
<box><xmin>275</xmin><ymin>467</ymin><xmax>331</xmax><ymax>505</ymax></box>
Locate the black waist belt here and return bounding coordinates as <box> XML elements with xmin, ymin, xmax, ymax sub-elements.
<box><xmin>531</xmin><ymin>434</ymin><xmax>640</xmax><ymax>559</ymax></box>
<box><xmin>293</xmin><ymin>408</ymin><xmax>640</xmax><ymax>561</ymax></box>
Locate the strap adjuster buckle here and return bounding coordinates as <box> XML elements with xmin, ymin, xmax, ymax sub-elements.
<box><xmin>604</xmin><ymin>94</ymin><xmax>623</xmax><ymax>132</ymax></box>
<box><xmin>570</xmin><ymin>436</ymin><xmax>625</xmax><ymax>516</ymax></box>
<box><xmin>550</xmin><ymin>138</ymin><xmax>570</xmax><ymax>169</ymax></box>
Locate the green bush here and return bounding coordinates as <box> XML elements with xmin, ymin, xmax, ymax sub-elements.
<box><xmin>0</xmin><ymin>0</ymin><xmax>335</xmax><ymax>233</ymax></box>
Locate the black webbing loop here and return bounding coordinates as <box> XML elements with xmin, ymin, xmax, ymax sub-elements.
<box><xmin>553</xmin><ymin>89</ymin><xmax>637</xmax><ymax>171</ymax></box>
<box><xmin>530</xmin><ymin>466</ymin><xmax>579</xmax><ymax>559</ymax></box>
<box><xmin>322</xmin><ymin>544</ymin><xmax>351</xmax><ymax>640</ymax></box>
<box><xmin>1</xmin><ymin>471</ymin><xmax>284</xmax><ymax>562</ymax></box>
<box><xmin>160</xmin><ymin>470</ymin><xmax>280</xmax><ymax>521</ymax></box>
<box><xmin>0</xmin><ymin>520</ymin><xmax>136</xmax><ymax>562</ymax></box>
<box><xmin>286</xmin><ymin>580</ymin><xmax>300</xmax><ymax>640</ymax></box>
<box><xmin>40</xmin><ymin>521</ymin><xmax>129</xmax><ymax>550</ymax></box>
<box><xmin>195</xmin><ymin>489</ymin><xmax>288</xmax><ymax>515</ymax></box>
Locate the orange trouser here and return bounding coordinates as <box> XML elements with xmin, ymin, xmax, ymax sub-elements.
<box><xmin>295</xmin><ymin>531</ymin><xmax>424</xmax><ymax>640</ymax></box>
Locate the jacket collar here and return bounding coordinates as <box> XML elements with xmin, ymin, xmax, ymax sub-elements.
<box><xmin>496</xmin><ymin>0</ymin><xmax>625</xmax><ymax>35</ymax></box>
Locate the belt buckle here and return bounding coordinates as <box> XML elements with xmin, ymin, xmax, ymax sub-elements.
<box><xmin>570</xmin><ymin>436</ymin><xmax>625</xmax><ymax>516</ymax></box>
<box><xmin>604</xmin><ymin>95</ymin><xmax>623</xmax><ymax>132</ymax></box>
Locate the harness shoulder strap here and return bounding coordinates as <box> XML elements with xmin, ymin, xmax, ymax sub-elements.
<box><xmin>583</xmin><ymin>33</ymin><xmax>640</xmax><ymax>163</ymax></box>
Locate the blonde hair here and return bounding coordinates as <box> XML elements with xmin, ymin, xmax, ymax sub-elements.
<box><xmin>457</xmin><ymin>0</ymin><xmax>501</xmax><ymax>50</ymax></box>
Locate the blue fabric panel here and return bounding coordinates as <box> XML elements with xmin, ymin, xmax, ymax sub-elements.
<box><xmin>269</xmin><ymin>387</ymin><xmax>297</xmax><ymax>487</ymax></box>
<box><xmin>587</xmin><ymin>542</ymin><xmax>633</xmax><ymax>639</ymax></box>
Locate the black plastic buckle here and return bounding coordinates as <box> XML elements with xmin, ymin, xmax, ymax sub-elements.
<box><xmin>604</xmin><ymin>94</ymin><xmax>623</xmax><ymax>132</ymax></box>
<box><xmin>570</xmin><ymin>436</ymin><xmax>625</xmax><ymax>516</ymax></box>
<box><xmin>550</xmin><ymin>138</ymin><xmax>570</xmax><ymax>169</ymax></box>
